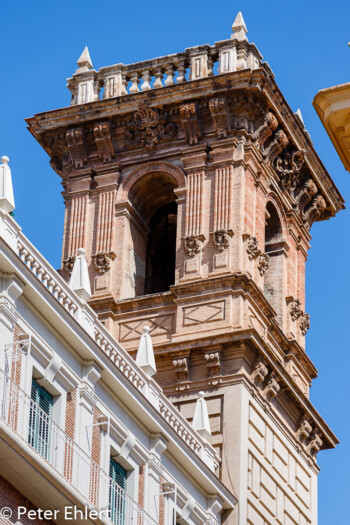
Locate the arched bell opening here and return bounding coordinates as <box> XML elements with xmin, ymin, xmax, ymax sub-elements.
<box><xmin>144</xmin><ymin>202</ymin><xmax>177</xmax><ymax>294</ymax></box>
<box><xmin>127</xmin><ymin>170</ymin><xmax>178</xmax><ymax>297</ymax></box>
<box><xmin>264</xmin><ymin>201</ymin><xmax>285</xmax><ymax>324</ymax></box>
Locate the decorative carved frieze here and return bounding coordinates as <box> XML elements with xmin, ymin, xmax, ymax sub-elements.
<box><xmin>173</xmin><ymin>357</ymin><xmax>189</xmax><ymax>384</ymax></box>
<box><xmin>275</xmin><ymin>149</ymin><xmax>305</xmax><ymax>192</ymax></box>
<box><xmin>183</xmin><ymin>235</ymin><xmax>203</xmax><ymax>257</ymax></box>
<box><xmin>125</xmin><ymin>105</ymin><xmax>177</xmax><ymax>151</ymax></box>
<box><xmin>62</xmin><ymin>255</ymin><xmax>76</xmax><ymax>278</ymax></box>
<box><xmin>258</xmin><ymin>252</ymin><xmax>269</xmax><ymax>276</ymax></box>
<box><xmin>246</xmin><ymin>236</ymin><xmax>259</xmax><ymax>260</ymax></box>
<box><xmin>66</xmin><ymin>127</ymin><xmax>87</xmax><ymax>168</ymax></box>
<box><xmin>255</xmin><ymin>111</ymin><xmax>279</xmax><ymax>148</ymax></box>
<box><xmin>93</xmin><ymin>122</ymin><xmax>115</xmax><ymax>162</ymax></box>
<box><xmin>251</xmin><ymin>361</ymin><xmax>268</xmax><ymax>386</ymax></box>
<box><xmin>263</xmin><ymin>129</ymin><xmax>289</xmax><ymax>162</ymax></box>
<box><xmin>212</xmin><ymin>229</ymin><xmax>233</xmax><ymax>252</ymax></box>
<box><xmin>179</xmin><ymin>103</ymin><xmax>201</xmax><ymax>145</ymax></box>
<box><xmin>205</xmin><ymin>351</ymin><xmax>221</xmax><ymax>377</ymax></box>
<box><xmin>92</xmin><ymin>252</ymin><xmax>112</xmax><ymax>274</ymax></box>
<box><xmin>209</xmin><ymin>97</ymin><xmax>231</xmax><ymax>138</ymax></box>
<box><xmin>296</xmin><ymin>419</ymin><xmax>312</xmax><ymax>445</ymax></box>
<box><xmin>300</xmin><ymin>313</ymin><xmax>310</xmax><ymax>336</ymax></box>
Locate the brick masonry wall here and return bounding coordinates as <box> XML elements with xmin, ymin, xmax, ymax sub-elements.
<box><xmin>63</xmin><ymin>388</ymin><xmax>77</xmax><ymax>483</ymax></box>
<box><xmin>159</xmin><ymin>475</ymin><xmax>165</xmax><ymax>525</ymax></box>
<box><xmin>89</xmin><ymin>406</ymin><xmax>102</xmax><ymax>507</ymax></box>
<box><xmin>0</xmin><ymin>474</ymin><xmax>53</xmax><ymax>525</ymax></box>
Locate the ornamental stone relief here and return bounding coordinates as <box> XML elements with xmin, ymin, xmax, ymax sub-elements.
<box><xmin>125</xmin><ymin>104</ymin><xmax>177</xmax><ymax>151</ymax></box>
<box><xmin>209</xmin><ymin>97</ymin><xmax>231</xmax><ymax>138</ymax></box>
<box><xmin>92</xmin><ymin>252</ymin><xmax>112</xmax><ymax>274</ymax></box>
<box><xmin>179</xmin><ymin>103</ymin><xmax>201</xmax><ymax>145</ymax></box>
<box><xmin>212</xmin><ymin>229</ymin><xmax>232</xmax><ymax>252</ymax></box>
<box><xmin>275</xmin><ymin>149</ymin><xmax>305</xmax><ymax>192</ymax></box>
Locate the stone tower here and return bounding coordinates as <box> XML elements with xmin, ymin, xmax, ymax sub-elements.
<box><xmin>27</xmin><ymin>14</ymin><xmax>344</xmax><ymax>525</ymax></box>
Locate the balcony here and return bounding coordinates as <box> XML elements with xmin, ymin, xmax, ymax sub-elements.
<box><xmin>0</xmin><ymin>369</ymin><xmax>156</xmax><ymax>525</ymax></box>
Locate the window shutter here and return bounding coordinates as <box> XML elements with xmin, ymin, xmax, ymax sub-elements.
<box><xmin>110</xmin><ymin>458</ymin><xmax>127</xmax><ymax>490</ymax></box>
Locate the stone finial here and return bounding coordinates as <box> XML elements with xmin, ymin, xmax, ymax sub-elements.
<box><xmin>0</xmin><ymin>156</ymin><xmax>15</xmax><ymax>213</ymax></box>
<box><xmin>136</xmin><ymin>326</ymin><xmax>157</xmax><ymax>377</ymax></box>
<box><xmin>231</xmin><ymin>11</ymin><xmax>248</xmax><ymax>41</ymax></box>
<box><xmin>69</xmin><ymin>248</ymin><xmax>91</xmax><ymax>301</ymax></box>
<box><xmin>76</xmin><ymin>46</ymin><xmax>93</xmax><ymax>72</ymax></box>
<box><xmin>295</xmin><ymin>108</ymin><xmax>305</xmax><ymax>127</ymax></box>
<box><xmin>192</xmin><ymin>391</ymin><xmax>211</xmax><ymax>440</ymax></box>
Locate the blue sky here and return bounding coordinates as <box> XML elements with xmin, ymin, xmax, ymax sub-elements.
<box><xmin>1</xmin><ymin>0</ymin><xmax>349</xmax><ymax>521</ymax></box>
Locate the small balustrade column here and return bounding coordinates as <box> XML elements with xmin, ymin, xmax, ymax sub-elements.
<box><xmin>129</xmin><ymin>72</ymin><xmax>140</xmax><ymax>94</ymax></box>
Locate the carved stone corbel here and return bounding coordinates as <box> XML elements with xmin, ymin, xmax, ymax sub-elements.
<box><xmin>66</xmin><ymin>127</ymin><xmax>87</xmax><ymax>168</ymax></box>
<box><xmin>183</xmin><ymin>235</ymin><xmax>204</xmax><ymax>257</ymax></box>
<box><xmin>180</xmin><ymin>103</ymin><xmax>201</xmax><ymax>145</ymax></box>
<box><xmin>93</xmin><ymin>122</ymin><xmax>115</xmax><ymax>162</ymax></box>
<box><xmin>303</xmin><ymin>195</ymin><xmax>327</xmax><ymax>229</ymax></box>
<box><xmin>295</xmin><ymin>178</ymin><xmax>317</xmax><ymax>213</ymax></box>
<box><xmin>173</xmin><ymin>357</ymin><xmax>189</xmax><ymax>386</ymax></box>
<box><xmin>263</xmin><ymin>129</ymin><xmax>289</xmax><ymax>163</ymax></box>
<box><xmin>205</xmin><ymin>350</ymin><xmax>221</xmax><ymax>378</ymax></box>
<box><xmin>300</xmin><ymin>313</ymin><xmax>310</xmax><ymax>336</ymax></box>
<box><xmin>296</xmin><ymin>418</ymin><xmax>312</xmax><ymax>445</ymax></box>
<box><xmin>257</xmin><ymin>252</ymin><xmax>269</xmax><ymax>276</ymax></box>
<box><xmin>263</xmin><ymin>372</ymin><xmax>280</xmax><ymax>401</ymax></box>
<box><xmin>246</xmin><ymin>236</ymin><xmax>259</xmax><ymax>260</ymax></box>
<box><xmin>212</xmin><ymin>229</ymin><xmax>233</xmax><ymax>252</ymax></box>
<box><xmin>288</xmin><ymin>298</ymin><xmax>303</xmax><ymax>321</ymax></box>
<box><xmin>255</xmin><ymin>111</ymin><xmax>279</xmax><ymax>148</ymax></box>
<box><xmin>306</xmin><ymin>431</ymin><xmax>323</xmax><ymax>458</ymax></box>
<box><xmin>92</xmin><ymin>252</ymin><xmax>114</xmax><ymax>274</ymax></box>
<box><xmin>251</xmin><ymin>361</ymin><xmax>268</xmax><ymax>386</ymax></box>
<box><xmin>209</xmin><ymin>97</ymin><xmax>231</xmax><ymax>138</ymax></box>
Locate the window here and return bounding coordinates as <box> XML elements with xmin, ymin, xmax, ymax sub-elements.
<box><xmin>28</xmin><ymin>379</ymin><xmax>53</xmax><ymax>460</ymax></box>
<box><xmin>109</xmin><ymin>458</ymin><xmax>127</xmax><ymax>525</ymax></box>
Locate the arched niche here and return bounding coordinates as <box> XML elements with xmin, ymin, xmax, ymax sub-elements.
<box><xmin>264</xmin><ymin>200</ymin><xmax>286</xmax><ymax>324</ymax></box>
<box><xmin>117</xmin><ymin>162</ymin><xmax>185</xmax><ymax>297</ymax></box>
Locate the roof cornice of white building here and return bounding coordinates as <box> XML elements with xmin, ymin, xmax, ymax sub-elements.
<box><xmin>313</xmin><ymin>81</ymin><xmax>350</xmax><ymax>173</ymax></box>
<box><xmin>0</xmin><ymin>207</ymin><xmax>236</xmax><ymax>509</ymax></box>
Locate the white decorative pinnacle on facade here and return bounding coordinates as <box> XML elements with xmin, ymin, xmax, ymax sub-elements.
<box><xmin>69</xmin><ymin>248</ymin><xmax>91</xmax><ymax>301</ymax></box>
<box><xmin>192</xmin><ymin>391</ymin><xmax>211</xmax><ymax>441</ymax></box>
<box><xmin>76</xmin><ymin>46</ymin><xmax>93</xmax><ymax>72</ymax></box>
<box><xmin>0</xmin><ymin>156</ymin><xmax>15</xmax><ymax>213</ymax></box>
<box><xmin>231</xmin><ymin>11</ymin><xmax>248</xmax><ymax>41</ymax></box>
<box><xmin>136</xmin><ymin>326</ymin><xmax>157</xmax><ymax>377</ymax></box>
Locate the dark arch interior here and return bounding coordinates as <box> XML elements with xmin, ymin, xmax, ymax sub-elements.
<box><xmin>264</xmin><ymin>202</ymin><xmax>283</xmax><ymax>324</ymax></box>
<box><xmin>144</xmin><ymin>202</ymin><xmax>177</xmax><ymax>294</ymax></box>
<box><xmin>265</xmin><ymin>202</ymin><xmax>282</xmax><ymax>245</ymax></box>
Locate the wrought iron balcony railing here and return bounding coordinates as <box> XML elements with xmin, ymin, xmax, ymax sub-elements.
<box><xmin>0</xmin><ymin>369</ymin><xmax>157</xmax><ymax>525</ymax></box>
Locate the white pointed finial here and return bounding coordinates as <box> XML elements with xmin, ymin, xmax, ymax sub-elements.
<box><xmin>231</xmin><ymin>11</ymin><xmax>248</xmax><ymax>41</ymax></box>
<box><xmin>69</xmin><ymin>248</ymin><xmax>91</xmax><ymax>301</ymax></box>
<box><xmin>77</xmin><ymin>46</ymin><xmax>93</xmax><ymax>72</ymax></box>
<box><xmin>295</xmin><ymin>108</ymin><xmax>305</xmax><ymax>127</ymax></box>
<box><xmin>136</xmin><ymin>326</ymin><xmax>156</xmax><ymax>377</ymax></box>
<box><xmin>0</xmin><ymin>156</ymin><xmax>15</xmax><ymax>213</ymax></box>
<box><xmin>192</xmin><ymin>391</ymin><xmax>211</xmax><ymax>440</ymax></box>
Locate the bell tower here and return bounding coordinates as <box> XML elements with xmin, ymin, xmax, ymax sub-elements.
<box><xmin>27</xmin><ymin>13</ymin><xmax>344</xmax><ymax>525</ymax></box>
